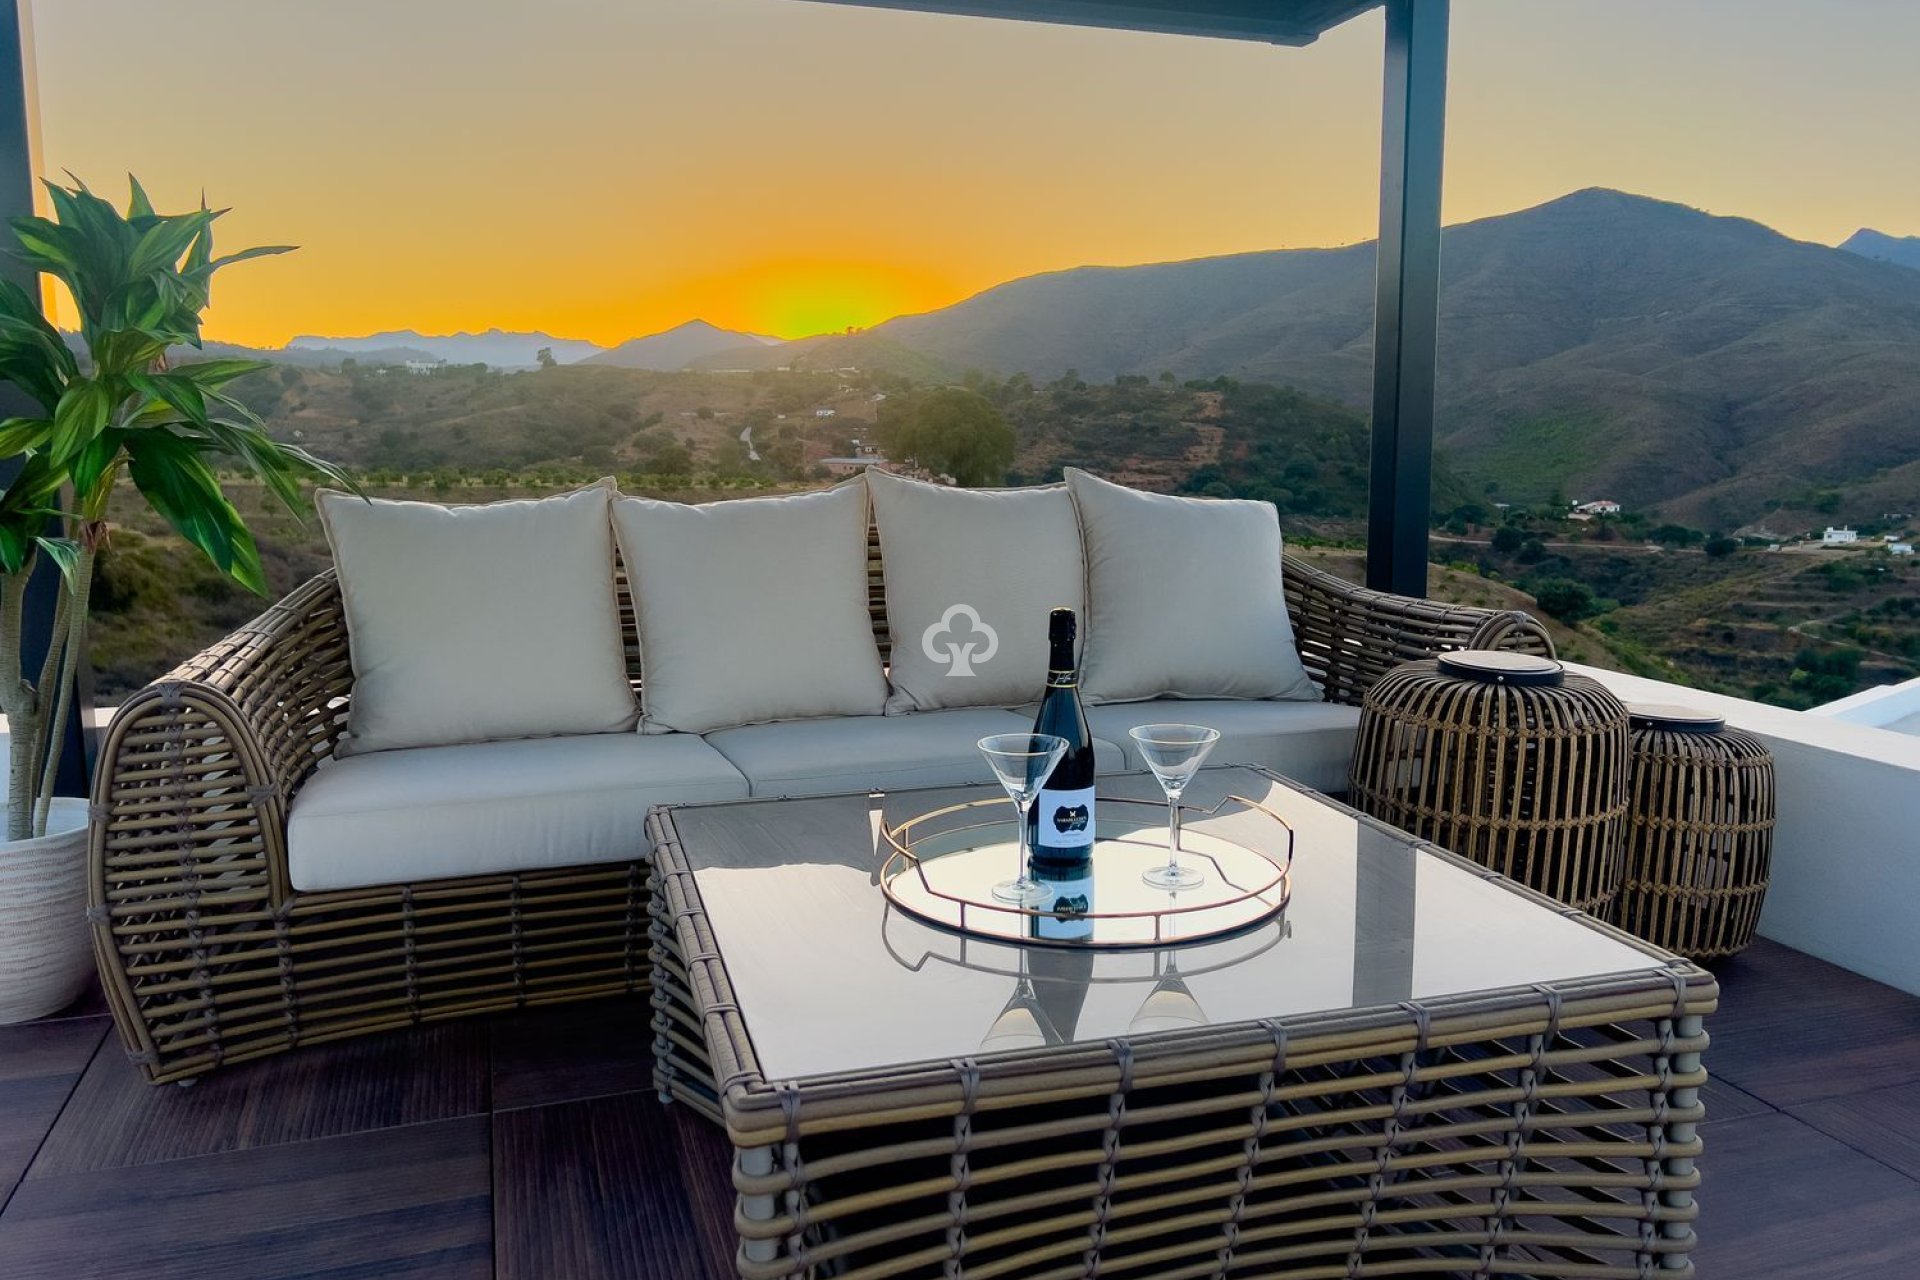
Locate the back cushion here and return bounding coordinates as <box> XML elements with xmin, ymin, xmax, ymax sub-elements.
<box><xmin>612</xmin><ymin>482</ymin><xmax>889</xmax><ymax>734</ymax></box>
<box><xmin>1065</xmin><ymin>468</ymin><xmax>1320</xmax><ymax>705</ymax></box>
<box><xmin>318</xmin><ymin>482</ymin><xmax>638</xmax><ymax>754</ymax></box>
<box><xmin>868</xmin><ymin>468</ymin><xmax>1084</xmax><ymax>713</ymax></box>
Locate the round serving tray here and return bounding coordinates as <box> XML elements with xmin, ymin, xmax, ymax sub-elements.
<box><xmin>879</xmin><ymin>792</ymin><xmax>1293</xmax><ymax>950</ymax></box>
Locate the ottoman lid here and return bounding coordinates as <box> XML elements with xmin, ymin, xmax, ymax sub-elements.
<box><xmin>1436</xmin><ymin>650</ymin><xmax>1564</xmax><ymax>687</ymax></box>
<box><xmin>1626</xmin><ymin>702</ymin><xmax>1727</xmax><ymax>733</ymax></box>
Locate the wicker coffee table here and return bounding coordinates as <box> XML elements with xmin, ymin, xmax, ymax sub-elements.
<box><xmin>647</xmin><ymin>767</ymin><xmax>1716</xmax><ymax>1280</ymax></box>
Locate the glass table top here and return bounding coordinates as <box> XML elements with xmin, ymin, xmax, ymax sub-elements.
<box><xmin>665</xmin><ymin>767</ymin><xmax>1665</xmax><ymax>1082</ymax></box>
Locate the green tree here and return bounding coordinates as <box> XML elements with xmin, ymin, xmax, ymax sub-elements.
<box><xmin>1491</xmin><ymin>525</ymin><xmax>1524</xmax><ymax>555</ymax></box>
<box><xmin>1530</xmin><ymin>578</ymin><xmax>1600</xmax><ymax>622</ymax></box>
<box><xmin>876</xmin><ymin>387</ymin><xmax>1015</xmax><ymax>487</ymax></box>
<box><xmin>535</xmin><ymin>346</ymin><xmax>557</xmax><ymax>370</ymax></box>
<box><xmin>1703</xmin><ymin>536</ymin><xmax>1738</xmax><ymax>558</ymax></box>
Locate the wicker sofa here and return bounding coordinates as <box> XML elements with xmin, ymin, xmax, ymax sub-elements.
<box><xmin>88</xmin><ymin>509</ymin><xmax>1552</xmax><ymax>1085</ymax></box>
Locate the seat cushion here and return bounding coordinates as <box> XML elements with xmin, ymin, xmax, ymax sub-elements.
<box><xmin>1064</xmin><ymin>468</ymin><xmax>1319</xmax><ymax>705</ymax></box>
<box><xmin>288</xmin><ymin>733</ymin><xmax>749</xmax><ymax>891</ymax></box>
<box><xmin>705</xmin><ymin>708</ymin><xmax>1128</xmax><ymax>799</ymax></box>
<box><xmin>1083</xmin><ymin>699</ymin><xmax>1362</xmax><ymax>795</ymax></box>
<box><xmin>612</xmin><ymin>481</ymin><xmax>889</xmax><ymax>734</ymax></box>
<box><xmin>867</xmin><ymin>469</ymin><xmax>1085</xmax><ymax>714</ymax></box>
<box><xmin>317</xmin><ymin>481</ymin><xmax>637</xmax><ymax>755</ymax></box>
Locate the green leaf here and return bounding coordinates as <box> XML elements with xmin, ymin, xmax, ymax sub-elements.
<box><xmin>127</xmin><ymin>209</ymin><xmax>214</xmax><ymax>279</ymax></box>
<box><xmin>32</xmin><ymin>535</ymin><xmax>80</xmax><ymax>586</ymax></box>
<box><xmin>69</xmin><ymin>427</ymin><xmax>124</xmax><ymax>500</ymax></box>
<box><xmin>124</xmin><ymin>432</ymin><xmax>266</xmax><ymax>593</ymax></box>
<box><xmin>0</xmin><ymin>518</ymin><xmax>31</xmax><ymax>575</ymax></box>
<box><xmin>0</xmin><ymin>416</ymin><xmax>53</xmax><ymax>457</ymax></box>
<box><xmin>49</xmin><ymin>381</ymin><xmax>110</xmax><ymax>463</ymax></box>
<box><xmin>126</xmin><ymin>175</ymin><xmax>155</xmax><ymax>220</ymax></box>
<box><xmin>128</xmin><ymin>370</ymin><xmax>208</xmax><ymax>426</ymax></box>
<box><xmin>209</xmin><ymin>244</ymin><xmax>295</xmax><ymax>271</ymax></box>
<box><xmin>171</xmin><ymin>357</ymin><xmax>269</xmax><ymax>388</ymax></box>
<box><xmin>0</xmin><ymin>454</ymin><xmax>69</xmax><ymax>513</ymax></box>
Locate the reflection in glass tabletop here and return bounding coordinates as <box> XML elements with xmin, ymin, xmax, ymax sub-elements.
<box><xmin>662</xmin><ymin>766</ymin><xmax>1669</xmax><ymax>1082</ymax></box>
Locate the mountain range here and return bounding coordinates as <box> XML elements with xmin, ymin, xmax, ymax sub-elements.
<box><xmin>1841</xmin><ymin>227</ymin><xmax>1920</xmax><ymax>271</ymax></box>
<box><xmin>286</xmin><ymin>328</ymin><xmax>606</xmax><ymax>369</ymax></box>
<box><xmin>582</xmin><ymin>319</ymin><xmax>778</xmax><ymax>370</ymax></box>
<box><xmin>242</xmin><ymin>189</ymin><xmax>1920</xmax><ymax>527</ymax></box>
<box><xmin>764</xmin><ymin>190</ymin><xmax>1920</xmax><ymax>527</ymax></box>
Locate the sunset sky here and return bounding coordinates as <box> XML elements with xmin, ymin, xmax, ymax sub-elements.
<box><xmin>28</xmin><ymin>0</ymin><xmax>1920</xmax><ymax>348</ymax></box>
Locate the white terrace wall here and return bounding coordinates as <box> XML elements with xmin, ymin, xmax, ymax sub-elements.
<box><xmin>1569</xmin><ymin>664</ymin><xmax>1920</xmax><ymax>996</ymax></box>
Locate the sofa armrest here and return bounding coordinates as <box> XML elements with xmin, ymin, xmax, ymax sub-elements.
<box><xmin>88</xmin><ymin>572</ymin><xmax>353</xmax><ymax>1073</ymax></box>
<box><xmin>1282</xmin><ymin>553</ymin><xmax>1555</xmax><ymax>707</ymax></box>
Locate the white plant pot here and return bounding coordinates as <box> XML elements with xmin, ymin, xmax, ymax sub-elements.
<box><xmin>0</xmin><ymin>797</ymin><xmax>95</xmax><ymax>1024</ymax></box>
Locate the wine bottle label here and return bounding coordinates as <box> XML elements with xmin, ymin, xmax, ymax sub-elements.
<box><xmin>1035</xmin><ymin>870</ymin><xmax>1094</xmax><ymax>942</ymax></box>
<box><xmin>1036</xmin><ymin>786</ymin><xmax>1095</xmax><ymax>849</ymax></box>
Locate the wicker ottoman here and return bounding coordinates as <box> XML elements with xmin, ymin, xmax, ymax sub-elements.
<box><xmin>1348</xmin><ymin>651</ymin><xmax>1631</xmax><ymax>914</ymax></box>
<box><xmin>1614</xmin><ymin>702</ymin><xmax>1776</xmax><ymax>959</ymax></box>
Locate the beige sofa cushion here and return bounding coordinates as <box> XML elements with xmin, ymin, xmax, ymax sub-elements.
<box><xmin>704</xmin><ymin>708</ymin><xmax>1127</xmax><ymax>799</ymax></box>
<box><xmin>612</xmin><ymin>483</ymin><xmax>889</xmax><ymax>734</ymax></box>
<box><xmin>317</xmin><ymin>483</ymin><xmax>637</xmax><ymax>755</ymax></box>
<box><xmin>287</xmin><ymin>733</ymin><xmax>748</xmax><ymax>891</ymax></box>
<box><xmin>867</xmin><ymin>469</ymin><xmax>1085</xmax><ymax>714</ymax></box>
<box><xmin>1064</xmin><ymin>468</ymin><xmax>1319</xmax><ymax>705</ymax></box>
<box><xmin>1082</xmin><ymin>699</ymin><xmax>1360</xmax><ymax>796</ymax></box>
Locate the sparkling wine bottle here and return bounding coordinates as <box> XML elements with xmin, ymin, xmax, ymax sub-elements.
<box><xmin>1030</xmin><ymin>608</ymin><xmax>1095</xmax><ymax>941</ymax></box>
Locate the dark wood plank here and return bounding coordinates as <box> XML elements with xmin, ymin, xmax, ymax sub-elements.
<box><xmin>1792</xmin><ymin>1081</ymin><xmax>1920</xmax><ymax>1180</ymax></box>
<box><xmin>1700</xmin><ymin>1073</ymin><xmax>1775</xmax><ymax>1124</ymax></box>
<box><xmin>671</xmin><ymin>1102</ymin><xmax>741</xmax><ymax>1277</ymax></box>
<box><xmin>0</xmin><ymin>1116</ymin><xmax>491</xmax><ymax>1280</ymax></box>
<box><xmin>0</xmin><ymin>1018</ymin><xmax>106</xmax><ymax>1209</ymax></box>
<box><xmin>494</xmin><ymin>1092</ymin><xmax>728</xmax><ymax>1280</ymax></box>
<box><xmin>1705</xmin><ymin>939</ymin><xmax>1920</xmax><ymax>1107</ymax></box>
<box><xmin>30</xmin><ymin>1019</ymin><xmax>488</xmax><ymax>1176</ymax></box>
<box><xmin>1694</xmin><ymin>1112</ymin><xmax>1920</xmax><ymax>1280</ymax></box>
<box><xmin>491</xmin><ymin>995</ymin><xmax>654</xmax><ymax>1111</ymax></box>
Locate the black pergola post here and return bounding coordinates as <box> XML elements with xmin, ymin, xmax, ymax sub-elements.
<box><xmin>1366</xmin><ymin>0</ymin><xmax>1448</xmax><ymax>597</ymax></box>
<box><xmin>0</xmin><ymin>0</ymin><xmax>92</xmax><ymax>798</ymax></box>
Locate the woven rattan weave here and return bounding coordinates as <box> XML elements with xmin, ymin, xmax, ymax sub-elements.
<box><xmin>89</xmin><ymin>533</ymin><xmax>1553</xmax><ymax>1085</ymax></box>
<box><xmin>1347</xmin><ymin>657</ymin><xmax>1632</xmax><ymax>914</ymax></box>
<box><xmin>1614</xmin><ymin>706</ymin><xmax>1776</xmax><ymax>959</ymax></box>
<box><xmin>648</xmin><ymin>770</ymin><xmax>1716</xmax><ymax>1280</ymax></box>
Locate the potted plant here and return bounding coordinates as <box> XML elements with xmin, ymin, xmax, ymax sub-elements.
<box><xmin>0</xmin><ymin>176</ymin><xmax>351</xmax><ymax>1022</ymax></box>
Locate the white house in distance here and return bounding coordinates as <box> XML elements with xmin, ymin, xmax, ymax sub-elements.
<box><xmin>1823</xmin><ymin>526</ymin><xmax>1860</xmax><ymax>546</ymax></box>
<box><xmin>815</xmin><ymin>408</ymin><xmax>838</xmax><ymax>418</ymax></box>
<box><xmin>1572</xmin><ymin>499</ymin><xmax>1622</xmax><ymax>517</ymax></box>
<box><xmin>1890</xmin><ymin>542</ymin><xmax>1915</xmax><ymax>557</ymax></box>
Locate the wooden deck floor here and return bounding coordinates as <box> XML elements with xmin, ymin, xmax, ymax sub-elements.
<box><xmin>3</xmin><ymin>938</ymin><xmax>1918</xmax><ymax>1279</ymax></box>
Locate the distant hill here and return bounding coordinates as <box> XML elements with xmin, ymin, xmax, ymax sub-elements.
<box><xmin>286</xmin><ymin>328</ymin><xmax>604</xmax><ymax>369</ymax></box>
<box><xmin>687</xmin><ymin>330</ymin><xmax>967</xmax><ymax>382</ymax></box>
<box><xmin>1840</xmin><ymin>228</ymin><xmax>1920</xmax><ymax>271</ymax></box>
<box><xmin>785</xmin><ymin>189</ymin><xmax>1920</xmax><ymax>528</ymax></box>
<box><xmin>583</xmin><ymin>319</ymin><xmax>777</xmax><ymax>370</ymax></box>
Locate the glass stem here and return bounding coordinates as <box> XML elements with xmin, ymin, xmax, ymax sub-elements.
<box><xmin>1017</xmin><ymin>796</ymin><xmax>1034</xmax><ymax>887</ymax></box>
<box><xmin>1166</xmin><ymin>791</ymin><xmax>1183</xmax><ymax>873</ymax></box>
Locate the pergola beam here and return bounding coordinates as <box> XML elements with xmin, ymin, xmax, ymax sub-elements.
<box><xmin>798</xmin><ymin>0</ymin><xmax>1375</xmax><ymax>45</ymax></box>
<box><xmin>1366</xmin><ymin>0</ymin><xmax>1447</xmax><ymax>596</ymax></box>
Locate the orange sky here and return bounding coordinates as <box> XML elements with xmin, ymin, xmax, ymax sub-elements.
<box><xmin>28</xmin><ymin>0</ymin><xmax>1920</xmax><ymax>348</ymax></box>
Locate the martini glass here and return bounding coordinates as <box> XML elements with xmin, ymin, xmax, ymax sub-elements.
<box><xmin>1130</xmin><ymin>724</ymin><xmax>1221</xmax><ymax>891</ymax></box>
<box><xmin>978</xmin><ymin>733</ymin><xmax>1069</xmax><ymax>906</ymax></box>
